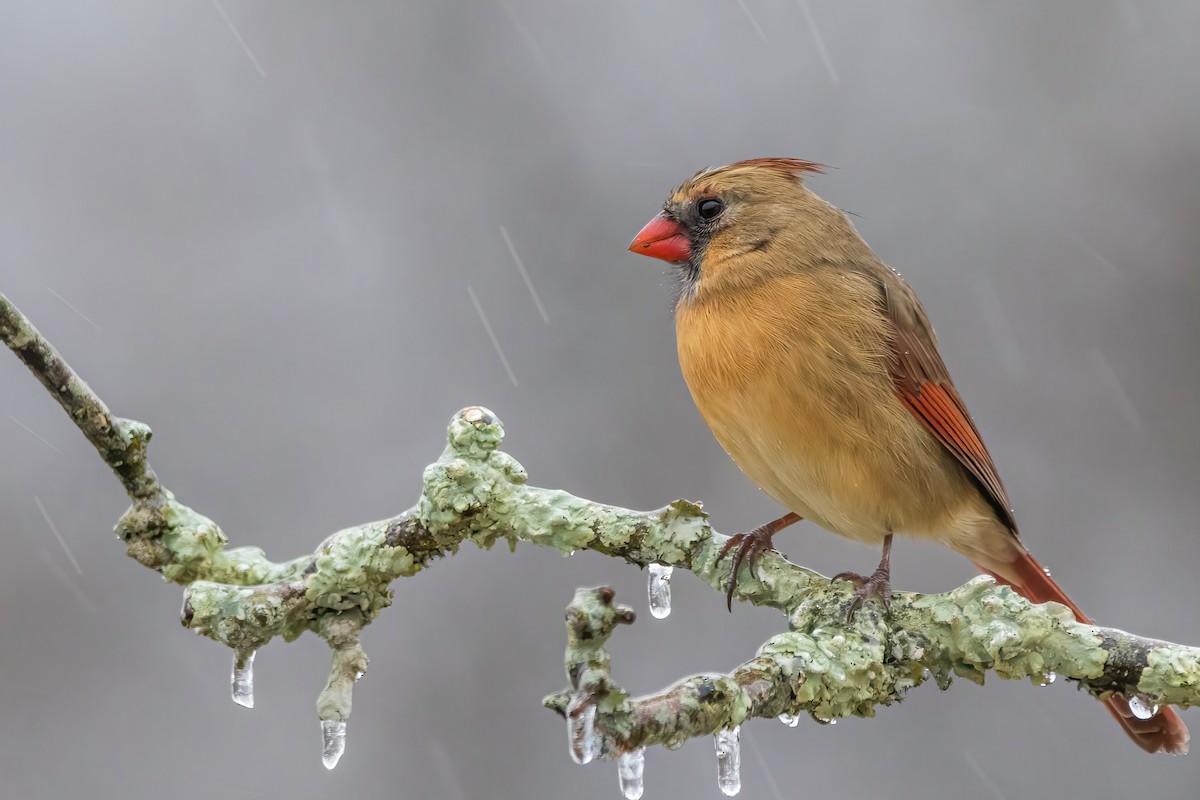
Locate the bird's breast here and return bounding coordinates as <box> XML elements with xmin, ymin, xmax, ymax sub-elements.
<box><xmin>675</xmin><ymin>273</ymin><xmax>968</xmax><ymax>543</ymax></box>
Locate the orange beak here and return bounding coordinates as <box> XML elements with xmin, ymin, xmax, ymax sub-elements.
<box><xmin>628</xmin><ymin>215</ymin><xmax>691</xmax><ymax>263</ymax></box>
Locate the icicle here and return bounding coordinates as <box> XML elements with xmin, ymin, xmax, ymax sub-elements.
<box><xmin>777</xmin><ymin>713</ymin><xmax>800</xmax><ymax>727</ymax></box>
<box><xmin>713</xmin><ymin>726</ymin><xmax>741</xmax><ymax>796</ymax></box>
<box><xmin>1128</xmin><ymin>695</ymin><xmax>1159</xmax><ymax>721</ymax></box>
<box><xmin>231</xmin><ymin>650</ymin><xmax>255</xmax><ymax>709</ymax></box>
<box><xmin>647</xmin><ymin>564</ymin><xmax>673</xmax><ymax>619</ymax></box>
<box><xmin>617</xmin><ymin>747</ymin><xmax>646</xmax><ymax>800</ymax></box>
<box><xmin>321</xmin><ymin>720</ymin><xmax>347</xmax><ymax>770</ymax></box>
<box><xmin>567</xmin><ymin>697</ymin><xmax>600</xmax><ymax>765</ymax></box>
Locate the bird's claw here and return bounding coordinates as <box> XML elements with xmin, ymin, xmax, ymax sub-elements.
<box><xmin>832</xmin><ymin>568</ymin><xmax>892</xmax><ymax>621</ymax></box>
<box><xmin>716</xmin><ymin>527</ymin><xmax>779</xmax><ymax>613</ymax></box>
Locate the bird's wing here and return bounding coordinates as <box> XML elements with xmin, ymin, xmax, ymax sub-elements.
<box><xmin>876</xmin><ymin>271</ymin><xmax>1017</xmax><ymax>532</ymax></box>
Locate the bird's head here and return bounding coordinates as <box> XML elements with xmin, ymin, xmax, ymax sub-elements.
<box><xmin>628</xmin><ymin>158</ymin><xmax>842</xmax><ymax>305</ymax></box>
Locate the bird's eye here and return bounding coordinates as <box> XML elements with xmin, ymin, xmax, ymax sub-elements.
<box><xmin>697</xmin><ymin>198</ymin><xmax>724</xmax><ymax>220</ymax></box>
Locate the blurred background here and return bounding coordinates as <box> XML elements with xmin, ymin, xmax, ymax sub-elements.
<box><xmin>2</xmin><ymin>1</ymin><xmax>1199</xmax><ymax>798</ymax></box>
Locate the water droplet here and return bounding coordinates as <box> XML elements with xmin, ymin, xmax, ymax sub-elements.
<box><xmin>617</xmin><ymin>747</ymin><xmax>645</xmax><ymax>800</ymax></box>
<box><xmin>1038</xmin><ymin>671</ymin><xmax>1056</xmax><ymax>686</ymax></box>
<box><xmin>647</xmin><ymin>564</ymin><xmax>673</xmax><ymax>619</ymax></box>
<box><xmin>1042</xmin><ymin>565</ymin><xmax>1052</xmax><ymax>577</ymax></box>
<box><xmin>231</xmin><ymin>650</ymin><xmax>255</xmax><ymax>708</ymax></box>
<box><xmin>321</xmin><ymin>720</ymin><xmax>347</xmax><ymax>769</ymax></box>
<box><xmin>778</xmin><ymin>713</ymin><xmax>800</xmax><ymax>727</ymax></box>
<box><xmin>1128</xmin><ymin>694</ymin><xmax>1159</xmax><ymax>720</ymax></box>
<box><xmin>567</xmin><ymin>697</ymin><xmax>600</xmax><ymax>765</ymax></box>
<box><xmin>714</xmin><ymin>726</ymin><xmax>741</xmax><ymax>796</ymax></box>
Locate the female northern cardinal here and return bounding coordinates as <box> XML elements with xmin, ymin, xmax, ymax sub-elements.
<box><xmin>627</xmin><ymin>157</ymin><xmax>1188</xmax><ymax>754</ymax></box>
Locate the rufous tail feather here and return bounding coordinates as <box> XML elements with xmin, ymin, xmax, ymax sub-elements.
<box><xmin>974</xmin><ymin>548</ymin><xmax>1189</xmax><ymax>755</ymax></box>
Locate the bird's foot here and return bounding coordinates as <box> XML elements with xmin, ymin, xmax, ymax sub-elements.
<box><xmin>717</xmin><ymin>528</ymin><xmax>778</xmax><ymax>612</ymax></box>
<box><xmin>715</xmin><ymin>512</ymin><xmax>802</xmax><ymax>612</ymax></box>
<box><xmin>832</xmin><ymin>533</ymin><xmax>894</xmax><ymax>622</ymax></box>
<box><xmin>832</xmin><ymin>567</ymin><xmax>892</xmax><ymax>621</ymax></box>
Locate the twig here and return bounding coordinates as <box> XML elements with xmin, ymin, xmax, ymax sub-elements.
<box><xmin>1</xmin><ymin>293</ymin><xmax>160</xmax><ymax>499</ymax></box>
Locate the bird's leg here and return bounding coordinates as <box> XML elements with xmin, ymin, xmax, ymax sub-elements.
<box><xmin>832</xmin><ymin>533</ymin><xmax>894</xmax><ymax>621</ymax></box>
<box><xmin>716</xmin><ymin>512</ymin><xmax>802</xmax><ymax>611</ymax></box>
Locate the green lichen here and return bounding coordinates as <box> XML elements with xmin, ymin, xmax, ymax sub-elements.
<box><xmin>417</xmin><ymin>408</ymin><xmax>714</xmax><ymax>571</ymax></box>
<box><xmin>316</xmin><ymin>614</ymin><xmax>369</xmax><ymax>722</ymax></box>
<box><xmin>116</xmin><ymin>491</ymin><xmax>309</xmax><ymax>585</ymax></box>
<box><xmin>1140</xmin><ymin>647</ymin><xmax>1200</xmax><ymax>705</ymax></box>
<box><xmin>184</xmin><ymin>580</ymin><xmax>308</xmax><ymax>651</ymax></box>
<box><xmin>757</xmin><ymin>624</ymin><xmax>902</xmax><ymax>722</ymax></box>
<box><xmin>902</xmin><ymin>576</ymin><xmax>1108</xmax><ymax>687</ymax></box>
<box><xmin>305</xmin><ymin>520</ymin><xmax>409</xmax><ymax>619</ymax></box>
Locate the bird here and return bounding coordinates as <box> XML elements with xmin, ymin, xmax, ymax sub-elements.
<box><xmin>626</xmin><ymin>157</ymin><xmax>1188</xmax><ymax>754</ymax></box>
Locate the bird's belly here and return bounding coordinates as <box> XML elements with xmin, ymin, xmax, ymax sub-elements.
<box><xmin>696</xmin><ymin>369</ymin><xmax>965</xmax><ymax>546</ymax></box>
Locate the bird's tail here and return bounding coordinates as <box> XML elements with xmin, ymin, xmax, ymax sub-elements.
<box><xmin>975</xmin><ymin>547</ymin><xmax>1190</xmax><ymax>755</ymax></box>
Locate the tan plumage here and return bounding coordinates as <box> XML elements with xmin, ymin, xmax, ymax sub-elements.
<box><xmin>630</xmin><ymin>158</ymin><xmax>1188</xmax><ymax>754</ymax></box>
<box><xmin>672</xmin><ymin>161</ymin><xmax>1013</xmax><ymax>568</ymax></box>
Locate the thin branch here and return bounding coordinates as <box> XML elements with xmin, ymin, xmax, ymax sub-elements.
<box><xmin>1</xmin><ymin>292</ymin><xmax>161</xmax><ymax>500</ymax></box>
<box><xmin>3</xmin><ymin>289</ymin><xmax>1198</xmax><ymax>773</ymax></box>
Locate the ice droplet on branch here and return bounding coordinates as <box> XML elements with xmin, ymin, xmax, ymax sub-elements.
<box><xmin>617</xmin><ymin>747</ymin><xmax>646</xmax><ymax>799</ymax></box>
<box><xmin>714</xmin><ymin>726</ymin><xmax>741</xmax><ymax>796</ymax></box>
<box><xmin>321</xmin><ymin>720</ymin><xmax>347</xmax><ymax>769</ymax></box>
<box><xmin>647</xmin><ymin>564</ymin><xmax>673</xmax><ymax>619</ymax></box>
<box><xmin>1128</xmin><ymin>695</ymin><xmax>1159</xmax><ymax>720</ymax></box>
<box><xmin>777</xmin><ymin>713</ymin><xmax>799</xmax><ymax>727</ymax></box>
<box><xmin>567</xmin><ymin>697</ymin><xmax>600</xmax><ymax>765</ymax></box>
<box><xmin>231</xmin><ymin>650</ymin><xmax>255</xmax><ymax>708</ymax></box>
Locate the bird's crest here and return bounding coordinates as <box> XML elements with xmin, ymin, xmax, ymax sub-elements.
<box><xmin>673</xmin><ymin>158</ymin><xmax>827</xmax><ymax>198</ymax></box>
<box><xmin>724</xmin><ymin>157</ymin><xmax>827</xmax><ymax>179</ymax></box>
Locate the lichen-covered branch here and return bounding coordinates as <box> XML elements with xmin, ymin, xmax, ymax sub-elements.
<box><xmin>1</xmin><ymin>292</ymin><xmax>161</xmax><ymax>500</ymax></box>
<box><xmin>3</xmin><ymin>289</ymin><xmax>1198</xmax><ymax>775</ymax></box>
<box><xmin>543</xmin><ymin>581</ymin><xmax>1199</xmax><ymax>765</ymax></box>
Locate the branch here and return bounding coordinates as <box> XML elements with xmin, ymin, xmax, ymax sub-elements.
<box><xmin>3</xmin><ymin>290</ymin><xmax>1198</xmax><ymax>785</ymax></box>
<box><xmin>0</xmin><ymin>292</ymin><xmax>161</xmax><ymax>500</ymax></box>
<box><xmin>543</xmin><ymin>583</ymin><xmax>1198</xmax><ymax>783</ymax></box>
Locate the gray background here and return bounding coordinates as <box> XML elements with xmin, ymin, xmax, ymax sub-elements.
<box><xmin>2</xmin><ymin>2</ymin><xmax>1199</xmax><ymax>798</ymax></box>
